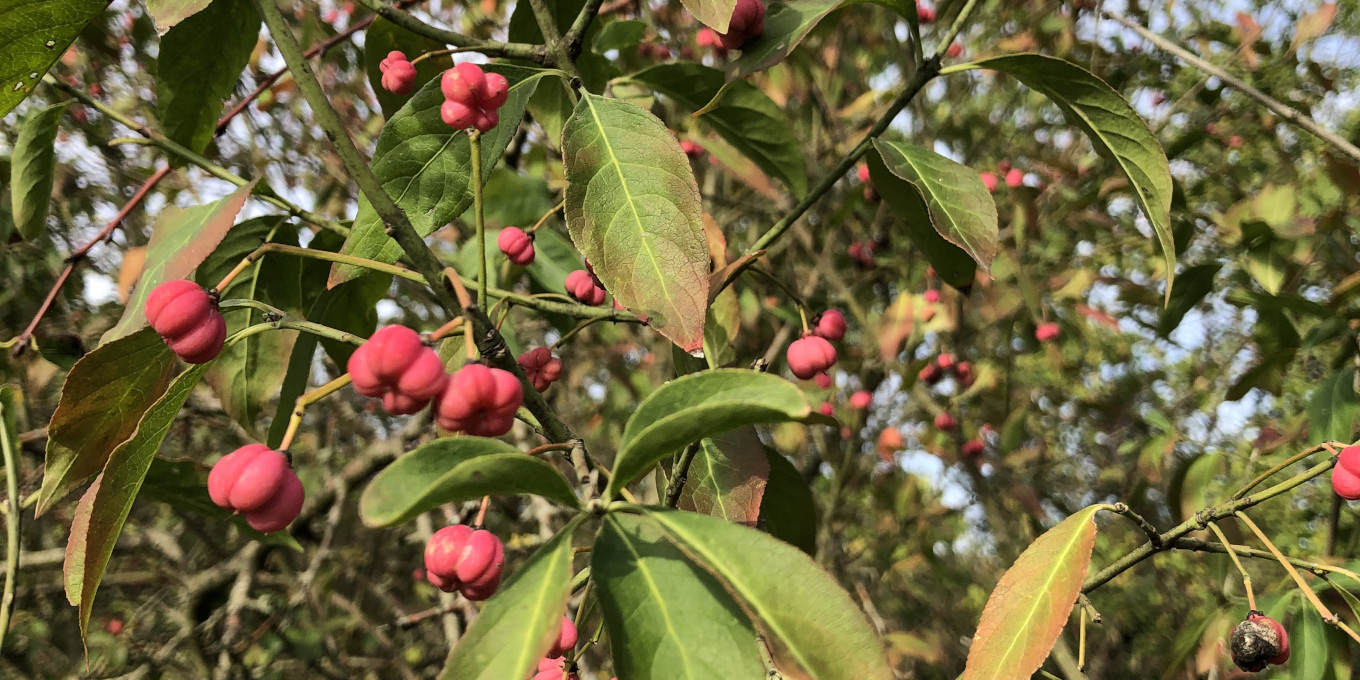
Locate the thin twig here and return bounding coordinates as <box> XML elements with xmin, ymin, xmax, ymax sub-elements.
<box><xmin>1104</xmin><ymin>11</ymin><xmax>1360</xmax><ymax>166</ymax></box>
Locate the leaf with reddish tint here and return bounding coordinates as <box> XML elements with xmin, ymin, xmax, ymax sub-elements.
<box><xmin>679</xmin><ymin>428</ymin><xmax>770</xmax><ymax>526</ymax></box>
<box><xmin>562</xmin><ymin>93</ymin><xmax>709</xmax><ymax>352</ymax></box>
<box><xmin>64</xmin><ymin>363</ymin><xmax>209</xmax><ymax>639</ymax></box>
<box><xmin>101</xmin><ymin>182</ymin><xmax>254</xmax><ymax>344</ymax></box>
<box><xmin>1292</xmin><ymin>4</ymin><xmax>1337</xmax><ymax>49</ymax></box>
<box><xmin>960</xmin><ymin>505</ymin><xmax>1105</xmax><ymax>680</ymax></box>
<box><xmin>37</xmin><ymin>329</ymin><xmax>177</xmax><ymax>515</ymax></box>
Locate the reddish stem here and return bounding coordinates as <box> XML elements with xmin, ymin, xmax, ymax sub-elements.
<box><xmin>11</xmin><ymin>164</ymin><xmax>172</xmax><ymax>357</ymax></box>
<box><xmin>215</xmin><ymin>0</ymin><xmax>421</xmax><ymax>135</ymax></box>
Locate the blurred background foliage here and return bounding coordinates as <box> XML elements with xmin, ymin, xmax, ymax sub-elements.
<box><xmin>3</xmin><ymin>0</ymin><xmax>1360</xmax><ymax>677</ymax></box>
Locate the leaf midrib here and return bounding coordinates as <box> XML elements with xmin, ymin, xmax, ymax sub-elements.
<box><xmin>610</xmin><ymin>518</ymin><xmax>701</xmax><ymax>679</ymax></box>
<box><xmin>580</xmin><ymin>95</ymin><xmax>680</xmax><ymax>319</ymax></box>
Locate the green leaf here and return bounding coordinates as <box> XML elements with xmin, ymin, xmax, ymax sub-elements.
<box><xmin>866</xmin><ymin>150</ymin><xmax>976</xmax><ymax>289</ymax></box>
<box><xmin>680</xmin><ymin>0</ymin><xmax>738</xmax><ymax>32</ymax></box>
<box><xmin>593</xmin><ymin>514</ymin><xmax>765</xmax><ymax>680</ymax></box>
<box><xmin>871</xmin><ymin>140</ymin><xmax>998</xmax><ymax>272</ymax></box>
<box><xmin>37</xmin><ymin>329</ymin><xmax>177</xmax><ymax>515</ymax></box>
<box><xmin>562</xmin><ymin>93</ymin><xmax>709</xmax><ymax>352</ymax></box>
<box><xmin>360</xmin><ymin>437</ymin><xmax>580</xmax><ymax>527</ymax></box>
<box><xmin>63</xmin><ymin>363</ymin><xmax>209</xmax><ymax>639</ymax></box>
<box><xmin>592</xmin><ymin>19</ymin><xmax>648</xmax><ymax>53</ymax></box>
<box><xmin>959</xmin><ymin>505</ymin><xmax>1104</xmax><ymax>680</ymax></box>
<box><xmin>631</xmin><ymin>63</ymin><xmax>807</xmax><ymax>194</ymax></box>
<box><xmin>1308</xmin><ymin>369</ymin><xmax>1359</xmax><ymax>445</ymax></box>
<box><xmin>959</xmin><ymin>54</ymin><xmax>1175</xmax><ymax>299</ymax></box>
<box><xmin>156</xmin><ymin>0</ymin><xmax>260</xmax><ymax>155</ymax></box>
<box><xmin>266</xmin><ymin>335</ymin><xmax>318</xmax><ymax>449</ymax></box>
<box><xmin>725</xmin><ymin>0</ymin><xmax>846</xmax><ymax>81</ymax></box>
<box><xmin>642</xmin><ymin>507</ymin><xmax>892</xmax><ymax>680</ymax></box>
<box><xmin>759</xmin><ymin>447</ymin><xmax>816</xmax><ymax>555</ymax></box>
<box><xmin>101</xmin><ymin>182</ymin><xmax>254</xmax><ymax>344</ymax></box>
<box><xmin>607</xmin><ymin>369</ymin><xmax>821</xmax><ymax>500</ymax></box>
<box><xmin>678</xmin><ymin>428</ymin><xmax>769</xmax><ymax>526</ymax></box>
<box><xmin>0</xmin><ymin>0</ymin><xmax>108</xmax><ymax>118</ymax></box>
<box><xmin>329</xmin><ymin>65</ymin><xmax>551</xmax><ymax>286</ymax></box>
<box><xmin>439</xmin><ymin>517</ymin><xmax>582</xmax><ymax>680</ymax></box>
<box><xmin>143</xmin><ymin>0</ymin><xmax>213</xmax><ymax>32</ymax></box>
<box><xmin>1286</xmin><ymin>599</ymin><xmax>1328</xmax><ymax>680</ymax></box>
<box><xmin>10</xmin><ymin>102</ymin><xmax>68</xmax><ymax>241</ymax></box>
<box><xmin>364</xmin><ymin>18</ymin><xmax>454</xmax><ymax>118</ymax></box>
<box><xmin>1157</xmin><ymin>263</ymin><xmax>1220</xmax><ymax>337</ymax></box>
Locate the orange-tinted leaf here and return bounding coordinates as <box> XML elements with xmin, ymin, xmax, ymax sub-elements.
<box><xmin>960</xmin><ymin>505</ymin><xmax>1104</xmax><ymax>680</ymax></box>
<box><xmin>1292</xmin><ymin>4</ymin><xmax>1337</xmax><ymax>49</ymax></box>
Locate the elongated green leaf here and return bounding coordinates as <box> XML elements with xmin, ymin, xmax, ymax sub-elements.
<box><xmin>64</xmin><ymin>364</ymin><xmax>208</xmax><ymax>639</ymax></box>
<box><xmin>1308</xmin><ymin>369</ymin><xmax>1360</xmax><ymax>445</ymax></box>
<box><xmin>632</xmin><ymin>63</ymin><xmax>807</xmax><ymax>194</ymax></box>
<box><xmin>1157</xmin><ymin>263</ymin><xmax>1220</xmax><ymax>337</ymax></box>
<box><xmin>1287</xmin><ymin>598</ymin><xmax>1327</xmax><ymax>680</ymax></box>
<box><xmin>0</xmin><ymin>0</ymin><xmax>109</xmax><ymax>118</ymax></box>
<box><xmin>867</xmin><ymin>150</ymin><xmax>975</xmax><ymax>289</ymax></box>
<box><xmin>360</xmin><ymin>437</ymin><xmax>580</xmax><ymax>527</ymax></box>
<box><xmin>195</xmin><ymin>217</ymin><xmax>297</xmax><ymax>431</ymax></box>
<box><xmin>594</xmin><ymin>514</ymin><xmax>765</xmax><ymax>680</ymax></box>
<box><xmin>607</xmin><ymin>370</ymin><xmax>821</xmax><ymax>500</ymax></box>
<box><xmin>10</xmin><ymin>102</ymin><xmax>68</xmax><ymax>241</ymax></box>
<box><xmin>562</xmin><ymin>93</ymin><xmax>709</xmax><ymax>352</ymax></box>
<box><xmin>439</xmin><ymin>517</ymin><xmax>582</xmax><ymax>680</ymax></box>
<box><xmin>37</xmin><ymin>329</ymin><xmax>177</xmax><ymax>515</ymax></box>
<box><xmin>760</xmin><ymin>447</ymin><xmax>816</xmax><ymax>555</ymax></box>
<box><xmin>643</xmin><ymin>507</ymin><xmax>892</xmax><ymax>680</ymax></box>
<box><xmin>592</xmin><ymin>19</ymin><xmax>648</xmax><ymax>53</ymax></box>
<box><xmin>143</xmin><ymin>0</ymin><xmax>213</xmax><ymax>32</ymax></box>
<box><xmin>101</xmin><ymin>182</ymin><xmax>254</xmax><ymax>344</ymax></box>
<box><xmin>871</xmin><ymin>140</ymin><xmax>997</xmax><ymax>272</ymax></box>
<box><xmin>679</xmin><ymin>428</ymin><xmax>769</xmax><ymax>526</ymax></box>
<box><xmin>266</xmin><ymin>334</ymin><xmax>318</xmax><ymax>449</ymax></box>
<box><xmin>364</xmin><ymin>18</ymin><xmax>454</xmax><ymax>118</ymax></box>
<box><xmin>958</xmin><ymin>54</ymin><xmax>1175</xmax><ymax>298</ymax></box>
<box><xmin>725</xmin><ymin>0</ymin><xmax>845</xmax><ymax>81</ymax></box>
<box><xmin>156</xmin><ymin>0</ymin><xmax>260</xmax><ymax>154</ymax></box>
<box><xmin>960</xmin><ymin>505</ymin><xmax>1104</xmax><ymax>680</ymax></box>
<box><xmin>329</xmin><ymin>65</ymin><xmax>550</xmax><ymax>286</ymax></box>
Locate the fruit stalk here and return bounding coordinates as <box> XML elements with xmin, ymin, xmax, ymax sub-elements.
<box><xmin>470</xmin><ymin>130</ymin><xmax>489</xmax><ymax>310</ymax></box>
<box><xmin>280</xmin><ymin>374</ymin><xmax>355</xmax><ymax>452</ymax></box>
<box><xmin>0</xmin><ymin>394</ymin><xmax>20</xmax><ymax>651</ymax></box>
<box><xmin>1206</xmin><ymin>521</ymin><xmax>1256</xmax><ymax>611</ymax></box>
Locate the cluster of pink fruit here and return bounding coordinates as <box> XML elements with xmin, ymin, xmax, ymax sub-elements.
<box><xmin>376</xmin><ymin>53</ymin><xmax>509</xmax><ymax>133</ymax></box>
<box><xmin>787</xmin><ymin>309</ymin><xmax>846</xmax><ymax>380</ymax></box>
<box><xmin>978</xmin><ymin>161</ymin><xmax>1026</xmax><ymax>193</ymax></box>
<box><xmin>349</xmin><ymin>325</ymin><xmax>524</xmax><ymax>437</ymax></box>
<box><xmin>564</xmin><ymin>263</ymin><xmax>608</xmax><ymax>306</ymax></box>
<box><xmin>423</xmin><ymin>524</ymin><xmax>505</xmax><ymax>599</ymax></box>
<box><xmin>918</xmin><ymin>351</ymin><xmax>974</xmax><ymax>389</ymax></box>
<box><xmin>518</xmin><ymin>346</ymin><xmax>564</xmax><ymax>392</ymax></box>
<box><xmin>528</xmin><ymin>617</ymin><xmax>582</xmax><ymax>679</ymax></box>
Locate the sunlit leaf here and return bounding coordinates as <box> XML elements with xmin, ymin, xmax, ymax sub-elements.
<box><xmin>0</xmin><ymin>0</ymin><xmax>108</xmax><ymax>118</ymax></box>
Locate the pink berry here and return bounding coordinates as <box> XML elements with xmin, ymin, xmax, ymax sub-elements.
<box><xmin>481</xmin><ymin>72</ymin><xmax>510</xmax><ymax>110</ymax></box>
<box><xmin>473</xmin><ymin>109</ymin><xmax>499</xmax><ymax>133</ymax></box>
<box><xmin>923</xmin><ymin>289</ymin><xmax>941</xmax><ymax>304</ymax></box>
<box><xmin>917</xmin><ymin>3</ymin><xmax>935</xmax><ymax>22</ymax></box>
<box><xmin>680</xmin><ymin>140</ymin><xmax>705</xmax><ymax>159</ymax></box>
<box><xmin>1035</xmin><ymin>321</ymin><xmax>1060</xmax><ymax>343</ymax></box>
<box><xmin>813</xmin><ymin>309</ymin><xmax>847</xmax><ymax>341</ymax></box>
<box><xmin>857</xmin><ymin>163</ymin><xmax>871</xmax><ymax>184</ymax></box>
<box><xmin>786</xmin><ymin>335</ymin><xmax>837</xmax><ymax>380</ymax></box>
<box><xmin>849</xmin><ymin>390</ymin><xmax>871</xmax><ymax>410</ymax></box>
<box><xmin>441</xmin><ymin>99</ymin><xmax>476</xmax><ymax>129</ymax></box>
<box><xmin>1005</xmin><ymin>168</ymin><xmax>1024</xmax><ymax>188</ymax></box>
<box><xmin>498</xmin><ymin>227</ymin><xmax>536</xmax><ymax>265</ymax></box>
<box><xmin>918</xmin><ymin>364</ymin><xmax>941</xmax><ymax>384</ymax></box>
<box><xmin>565</xmin><ymin>269</ymin><xmax>607</xmax><ymax>306</ymax></box>
<box><xmin>1334</xmin><ymin>446</ymin><xmax>1360</xmax><ymax>500</ymax></box>
<box><xmin>379</xmin><ymin>51</ymin><xmax>417</xmax><ymax>95</ymax></box>
<box><xmin>961</xmin><ymin>438</ymin><xmax>985</xmax><ymax>458</ymax></box>
<box><xmin>441</xmin><ymin>62</ymin><xmax>486</xmax><ymax>105</ymax></box>
<box><xmin>934</xmin><ymin>412</ymin><xmax>957</xmax><ymax>431</ymax></box>
<box><xmin>518</xmin><ymin>347</ymin><xmax>563</xmax><ymax>392</ymax></box>
<box><xmin>980</xmin><ymin>171</ymin><xmax>998</xmax><ymax>192</ymax></box>
<box><xmin>208</xmin><ymin>444</ymin><xmax>290</xmax><ymax>513</ymax></box>
<box><xmin>144</xmin><ymin>280</ymin><xmax>227</xmax><ymax>364</ymax></box>
<box><xmin>547</xmin><ymin>616</ymin><xmax>578</xmax><ymax>658</ymax></box>
<box><xmin>347</xmin><ymin>325</ymin><xmax>449</xmax><ymax>416</ymax></box>
<box><xmin>945</xmin><ymin>42</ymin><xmax>963</xmax><ymax>58</ymax></box>
<box><xmin>813</xmin><ymin>372</ymin><xmax>832</xmax><ymax>389</ymax></box>
<box><xmin>935</xmin><ymin>352</ymin><xmax>955</xmax><ymax>371</ymax></box>
<box><xmin>243</xmin><ymin>470</ymin><xmax>304</xmax><ymax>533</ymax></box>
<box><xmin>434</xmin><ymin>363</ymin><xmax>524</xmax><ymax>437</ymax></box>
<box><xmin>819</xmin><ymin>402</ymin><xmax>834</xmax><ymax>416</ymax></box>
